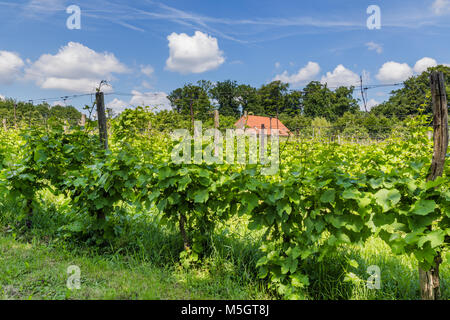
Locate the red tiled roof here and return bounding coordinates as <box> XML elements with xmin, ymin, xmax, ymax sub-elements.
<box><xmin>235</xmin><ymin>115</ymin><xmax>290</xmax><ymax>136</ymax></box>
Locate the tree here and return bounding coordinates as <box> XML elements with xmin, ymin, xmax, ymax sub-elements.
<box><xmin>331</xmin><ymin>86</ymin><xmax>359</xmax><ymax>120</ymax></box>
<box><xmin>282</xmin><ymin>90</ymin><xmax>303</xmax><ymax>116</ymax></box>
<box><xmin>237</xmin><ymin>84</ymin><xmax>260</xmax><ymax>115</ymax></box>
<box><xmin>0</xmin><ymin>99</ymin><xmax>82</xmax><ymax>127</ymax></box>
<box><xmin>302</xmin><ymin>82</ymin><xmax>359</xmax><ymax>121</ymax></box>
<box><xmin>302</xmin><ymin>82</ymin><xmax>333</xmax><ymax>120</ymax></box>
<box><xmin>278</xmin><ymin>114</ymin><xmax>311</xmax><ymax>131</ymax></box>
<box><xmin>371</xmin><ymin>65</ymin><xmax>450</xmax><ymax>119</ymax></box>
<box><xmin>167</xmin><ymin>84</ymin><xmax>213</xmax><ymax>121</ymax></box>
<box><xmin>257</xmin><ymin>81</ymin><xmax>289</xmax><ymax>117</ymax></box>
<box><xmin>210</xmin><ymin>80</ymin><xmax>241</xmax><ymax>117</ymax></box>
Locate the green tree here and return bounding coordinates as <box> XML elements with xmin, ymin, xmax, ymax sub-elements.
<box><xmin>237</xmin><ymin>84</ymin><xmax>260</xmax><ymax>115</ymax></box>
<box><xmin>302</xmin><ymin>82</ymin><xmax>333</xmax><ymax>120</ymax></box>
<box><xmin>167</xmin><ymin>84</ymin><xmax>213</xmax><ymax>121</ymax></box>
<box><xmin>371</xmin><ymin>65</ymin><xmax>450</xmax><ymax>119</ymax></box>
<box><xmin>331</xmin><ymin>86</ymin><xmax>359</xmax><ymax>120</ymax></box>
<box><xmin>257</xmin><ymin>81</ymin><xmax>289</xmax><ymax>117</ymax></box>
<box><xmin>210</xmin><ymin>80</ymin><xmax>241</xmax><ymax>117</ymax></box>
<box><xmin>283</xmin><ymin>90</ymin><xmax>303</xmax><ymax>116</ymax></box>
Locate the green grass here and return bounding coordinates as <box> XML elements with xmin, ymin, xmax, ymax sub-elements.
<box><xmin>0</xmin><ymin>234</ymin><xmax>273</xmax><ymax>300</ymax></box>
<box><xmin>0</xmin><ymin>190</ymin><xmax>448</xmax><ymax>300</ymax></box>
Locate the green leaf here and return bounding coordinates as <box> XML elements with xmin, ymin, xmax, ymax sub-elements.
<box><xmin>320</xmin><ymin>189</ymin><xmax>336</xmax><ymax>203</ymax></box>
<box><xmin>193</xmin><ymin>189</ymin><xmax>209</xmax><ymax>203</ymax></box>
<box><xmin>34</xmin><ymin>149</ymin><xmax>47</xmax><ymax>164</ymax></box>
<box><xmin>369</xmin><ymin>178</ymin><xmax>383</xmax><ymax>189</ymax></box>
<box><xmin>241</xmin><ymin>193</ymin><xmax>259</xmax><ymax>213</ymax></box>
<box><xmin>417</xmin><ymin>230</ymin><xmax>445</xmax><ymax>248</ymax></box>
<box><xmin>374</xmin><ymin>189</ymin><xmax>401</xmax><ymax>212</ymax></box>
<box><xmin>256</xmin><ymin>256</ymin><xmax>268</xmax><ymax>267</ymax></box>
<box><xmin>342</xmin><ymin>188</ymin><xmax>360</xmax><ymax>200</ymax></box>
<box><xmin>411</xmin><ymin>199</ymin><xmax>436</xmax><ymax>216</ymax></box>
<box><xmin>290</xmin><ymin>273</ymin><xmax>309</xmax><ymax>288</ymax></box>
<box><xmin>348</xmin><ymin>259</ymin><xmax>359</xmax><ymax>269</ymax></box>
<box><xmin>177</xmin><ymin>175</ymin><xmax>191</xmax><ymax>191</ymax></box>
<box><xmin>277</xmin><ymin>200</ymin><xmax>292</xmax><ymax>217</ymax></box>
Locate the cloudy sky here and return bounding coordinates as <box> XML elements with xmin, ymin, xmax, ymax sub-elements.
<box><xmin>0</xmin><ymin>0</ymin><xmax>449</xmax><ymax>113</ymax></box>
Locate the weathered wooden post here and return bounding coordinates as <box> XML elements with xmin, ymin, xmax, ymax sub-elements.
<box><xmin>96</xmin><ymin>92</ymin><xmax>108</xmax><ymax>150</ymax></box>
<box><xmin>419</xmin><ymin>71</ymin><xmax>448</xmax><ymax>300</ymax></box>
<box><xmin>260</xmin><ymin>124</ymin><xmax>266</xmax><ymax>164</ymax></box>
<box><xmin>80</xmin><ymin>114</ymin><xmax>86</xmax><ymax>127</ymax></box>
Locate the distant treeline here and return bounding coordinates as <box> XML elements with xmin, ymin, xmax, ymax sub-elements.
<box><xmin>1</xmin><ymin>65</ymin><xmax>448</xmax><ymax>138</ymax></box>
<box><xmin>0</xmin><ymin>100</ymin><xmax>82</xmax><ymax>127</ymax></box>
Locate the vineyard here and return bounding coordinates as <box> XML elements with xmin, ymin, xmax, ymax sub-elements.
<box><xmin>0</xmin><ymin>99</ymin><xmax>448</xmax><ymax>300</ymax></box>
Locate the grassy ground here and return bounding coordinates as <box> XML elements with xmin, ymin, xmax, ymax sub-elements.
<box><xmin>0</xmin><ymin>235</ymin><xmax>271</xmax><ymax>300</ymax></box>
<box><xmin>0</xmin><ymin>190</ymin><xmax>448</xmax><ymax>300</ymax></box>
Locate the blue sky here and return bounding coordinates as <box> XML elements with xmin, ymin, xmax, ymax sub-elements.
<box><xmin>0</xmin><ymin>0</ymin><xmax>449</xmax><ymax>113</ymax></box>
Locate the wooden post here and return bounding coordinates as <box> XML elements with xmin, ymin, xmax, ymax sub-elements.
<box><xmin>2</xmin><ymin>119</ymin><xmax>7</xmax><ymax>131</ymax></box>
<box><xmin>80</xmin><ymin>114</ymin><xmax>86</xmax><ymax>127</ymax></box>
<box><xmin>260</xmin><ymin>124</ymin><xmax>266</xmax><ymax>164</ymax></box>
<box><xmin>214</xmin><ymin>109</ymin><xmax>220</xmax><ymax>157</ymax></box>
<box><xmin>419</xmin><ymin>71</ymin><xmax>448</xmax><ymax>300</ymax></box>
<box><xmin>96</xmin><ymin>92</ymin><xmax>108</xmax><ymax>150</ymax></box>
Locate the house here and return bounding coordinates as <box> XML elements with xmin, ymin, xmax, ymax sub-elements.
<box><xmin>234</xmin><ymin>114</ymin><xmax>290</xmax><ymax>137</ymax></box>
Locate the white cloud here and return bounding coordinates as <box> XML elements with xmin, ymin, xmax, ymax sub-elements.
<box><xmin>376</xmin><ymin>61</ymin><xmax>413</xmax><ymax>84</ymax></box>
<box><xmin>432</xmin><ymin>0</ymin><xmax>450</xmax><ymax>15</ymax></box>
<box><xmin>360</xmin><ymin>98</ymin><xmax>379</xmax><ymax>111</ymax></box>
<box><xmin>0</xmin><ymin>51</ymin><xmax>24</xmax><ymax>84</ymax></box>
<box><xmin>275</xmin><ymin>62</ymin><xmax>281</xmax><ymax>69</ymax></box>
<box><xmin>141</xmin><ymin>65</ymin><xmax>154</xmax><ymax>77</ymax></box>
<box><xmin>273</xmin><ymin>61</ymin><xmax>320</xmax><ymax>86</ymax></box>
<box><xmin>52</xmin><ymin>100</ymin><xmax>66</xmax><ymax>107</ymax></box>
<box><xmin>367</xmin><ymin>99</ymin><xmax>379</xmax><ymax>110</ymax></box>
<box><xmin>320</xmin><ymin>65</ymin><xmax>360</xmax><ymax>87</ymax></box>
<box><xmin>414</xmin><ymin>57</ymin><xmax>438</xmax><ymax>73</ymax></box>
<box><xmin>24</xmin><ymin>0</ymin><xmax>66</xmax><ymax>14</ymax></box>
<box><xmin>0</xmin><ymin>94</ymin><xmax>5</xmax><ymax>100</ymax></box>
<box><xmin>366</xmin><ymin>42</ymin><xmax>383</xmax><ymax>54</ymax></box>
<box><xmin>107</xmin><ymin>98</ymin><xmax>130</xmax><ymax>114</ymax></box>
<box><xmin>166</xmin><ymin>31</ymin><xmax>225</xmax><ymax>74</ymax></box>
<box><xmin>361</xmin><ymin>70</ymin><xmax>371</xmax><ymax>83</ymax></box>
<box><xmin>130</xmin><ymin>91</ymin><xmax>171</xmax><ymax>110</ymax></box>
<box><xmin>107</xmin><ymin>91</ymin><xmax>171</xmax><ymax>114</ymax></box>
<box><xmin>141</xmin><ymin>80</ymin><xmax>153</xmax><ymax>89</ymax></box>
<box><xmin>25</xmin><ymin>42</ymin><xmax>129</xmax><ymax>92</ymax></box>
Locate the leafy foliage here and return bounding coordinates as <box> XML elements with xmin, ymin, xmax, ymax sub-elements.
<box><xmin>0</xmin><ymin>111</ymin><xmax>447</xmax><ymax>300</ymax></box>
